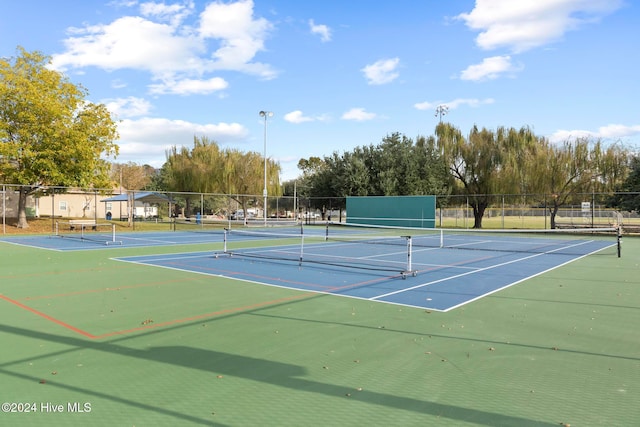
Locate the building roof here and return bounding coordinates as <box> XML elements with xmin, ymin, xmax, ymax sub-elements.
<box><xmin>101</xmin><ymin>192</ymin><xmax>171</xmax><ymax>204</ymax></box>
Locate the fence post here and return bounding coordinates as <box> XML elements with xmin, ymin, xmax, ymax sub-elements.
<box><xmin>2</xmin><ymin>184</ymin><xmax>5</xmax><ymax>235</ymax></box>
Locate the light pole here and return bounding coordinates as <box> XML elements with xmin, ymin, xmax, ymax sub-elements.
<box><xmin>435</xmin><ymin>104</ymin><xmax>449</xmax><ymax>123</ymax></box>
<box><xmin>259</xmin><ymin>110</ymin><xmax>273</xmax><ymax>226</ymax></box>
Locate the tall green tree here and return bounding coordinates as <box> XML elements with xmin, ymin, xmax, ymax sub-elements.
<box><xmin>609</xmin><ymin>154</ymin><xmax>640</xmax><ymax>213</ymax></box>
<box><xmin>0</xmin><ymin>47</ymin><xmax>119</xmax><ymax>228</ymax></box>
<box><xmin>299</xmin><ymin>133</ymin><xmax>450</xmax><ymax>205</ymax></box>
<box><xmin>164</xmin><ymin>136</ymin><xmax>281</xmax><ymax>216</ymax></box>
<box><xmin>528</xmin><ymin>138</ymin><xmax>629</xmax><ymax>227</ymax></box>
<box><xmin>436</xmin><ymin>123</ymin><xmax>507</xmax><ymax>228</ymax></box>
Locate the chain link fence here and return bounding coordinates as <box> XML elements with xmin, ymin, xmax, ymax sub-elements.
<box><xmin>2</xmin><ymin>184</ymin><xmax>639</xmax><ymax>233</ymax></box>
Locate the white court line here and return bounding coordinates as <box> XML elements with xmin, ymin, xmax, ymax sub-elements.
<box><xmin>372</xmin><ymin>240</ymin><xmax>614</xmax><ymax>302</ymax></box>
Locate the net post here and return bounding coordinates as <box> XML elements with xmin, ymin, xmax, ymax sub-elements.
<box><xmin>80</xmin><ymin>223</ymin><xmax>85</xmax><ymax>240</ymax></box>
<box><xmin>223</xmin><ymin>229</ymin><xmax>228</xmax><ymax>254</ymax></box>
<box><xmin>299</xmin><ymin>224</ymin><xmax>304</xmax><ymax>266</ymax></box>
<box><xmin>440</xmin><ymin>229</ymin><xmax>444</xmax><ymax>248</ymax></box>
<box><xmin>54</xmin><ymin>221</ymin><xmax>59</xmax><ymax>237</ymax></box>
<box><xmin>111</xmin><ymin>223</ymin><xmax>116</xmax><ymax>243</ymax></box>
<box><xmin>406</xmin><ymin>236</ymin><xmax>412</xmax><ymax>274</ymax></box>
<box><xmin>617</xmin><ymin>226</ymin><xmax>622</xmax><ymax>258</ymax></box>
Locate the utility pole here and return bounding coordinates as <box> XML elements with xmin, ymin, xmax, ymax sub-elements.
<box><xmin>435</xmin><ymin>104</ymin><xmax>449</xmax><ymax>123</ymax></box>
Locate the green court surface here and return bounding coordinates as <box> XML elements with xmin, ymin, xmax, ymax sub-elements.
<box><xmin>0</xmin><ymin>235</ymin><xmax>639</xmax><ymax>426</ymax></box>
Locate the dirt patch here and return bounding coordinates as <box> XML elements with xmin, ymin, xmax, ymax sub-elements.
<box><xmin>2</xmin><ymin>218</ymin><xmax>58</xmax><ymax>234</ymax></box>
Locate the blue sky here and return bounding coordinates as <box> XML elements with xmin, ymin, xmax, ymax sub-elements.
<box><xmin>1</xmin><ymin>0</ymin><xmax>638</xmax><ymax>180</ymax></box>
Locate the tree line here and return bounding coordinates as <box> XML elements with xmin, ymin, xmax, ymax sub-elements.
<box><xmin>296</xmin><ymin>123</ymin><xmax>635</xmax><ymax>228</ymax></box>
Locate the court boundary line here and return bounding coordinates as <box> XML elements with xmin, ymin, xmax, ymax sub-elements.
<box><xmin>112</xmin><ymin>251</ymin><xmax>472</xmax><ymax>312</ymax></box>
<box><xmin>0</xmin><ymin>294</ymin><xmax>96</xmax><ymax>338</ymax></box>
<box><xmin>112</xmin><ymin>253</ymin><xmax>403</xmax><ymax>294</ymax></box>
<box><xmin>112</xmin><ymin>240</ymin><xmax>617</xmax><ymax>312</ymax></box>
<box><xmin>372</xmin><ymin>241</ymin><xmax>617</xmax><ymax>312</ymax></box>
<box><xmin>0</xmin><ymin>276</ymin><xmax>316</xmax><ymax>340</ymax></box>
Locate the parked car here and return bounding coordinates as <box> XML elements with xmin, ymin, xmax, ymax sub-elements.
<box><xmin>302</xmin><ymin>211</ymin><xmax>321</xmax><ymax>219</ymax></box>
<box><xmin>230</xmin><ymin>209</ymin><xmax>256</xmax><ymax>220</ymax></box>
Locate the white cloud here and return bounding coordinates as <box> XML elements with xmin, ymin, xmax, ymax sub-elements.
<box><xmin>51</xmin><ymin>0</ymin><xmax>276</xmax><ymax>89</ymax></box>
<box><xmin>51</xmin><ymin>16</ymin><xmax>205</xmax><ymax>74</ymax></box>
<box><xmin>361</xmin><ymin>58</ymin><xmax>400</xmax><ymax>85</ymax></box>
<box><xmin>119</xmin><ymin>117</ymin><xmax>248</xmax><ymax>141</ymax></box>
<box><xmin>284</xmin><ymin>110</ymin><xmax>313</xmax><ymax>124</ymax></box>
<box><xmin>198</xmin><ymin>0</ymin><xmax>275</xmax><ymax>77</ymax></box>
<box><xmin>460</xmin><ymin>55</ymin><xmax>522</xmax><ymax>81</ymax></box>
<box><xmin>103</xmin><ymin>96</ymin><xmax>153</xmax><ymax>118</ymax></box>
<box><xmin>549</xmin><ymin>124</ymin><xmax>640</xmax><ymax>143</ymax></box>
<box><xmin>413</xmin><ymin>101</ymin><xmax>438</xmax><ymax>111</ymax></box>
<box><xmin>114</xmin><ymin>117</ymin><xmax>249</xmax><ymax>166</ymax></box>
<box><xmin>598</xmin><ymin>124</ymin><xmax>640</xmax><ymax>139</ymax></box>
<box><xmin>448</xmin><ymin>98</ymin><xmax>496</xmax><ymax>109</ymax></box>
<box><xmin>140</xmin><ymin>1</ymin><xmax>194</xmax><ymax>26</ymax></box>
<box><xmin>148</xmin><ymin>76</ymin><xmax>228</xmax><ymax>95</ymax></box>
<box><xmin>341</xmin><ymin>108</ymin><xmax>376</xmax><ymax>122</ymax></box>
<box><xmin>108</xmin><ymin>0</ymin><xmax>138</xmax><ymax>8</ymax></box>
<box><xmin>309</xmin><ymin>19</ymin><xmax>331</xmax><ymax>42</ymax></box>
<box><xmin>457</xmin><ymin>0</ymin><xmax>624</xmax><ymax>53</ymax></box>
<box><xmin>414</xmin><ymin>98</ymin><xmax>495</xmax><ymax>111</ymax></box>
<box><xmin>283</xmin><ymin>110</ymin><xmax>329</xmax><ymax>124</ymax></box>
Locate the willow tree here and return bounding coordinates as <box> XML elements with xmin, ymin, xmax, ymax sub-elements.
<box><xmin>164</xmin><ymin>136</ymin><xmax>281</xmax><ymax>216</ymax></box>
<box><xmin>435</xmin><ymin>123</ymin><xmax>506</xmax><ymax>228</ymax></box>
<box><xmin>0</xmin><ymin>47</ymin><xmax>119</xmax><ymax>228</ymax></box>
<box><xmin>527</xmin><ymin>138</ymin><xmax>629</xmax><ymax>228</ymax></box>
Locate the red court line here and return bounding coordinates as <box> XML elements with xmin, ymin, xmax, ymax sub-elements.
<box><xmin>1</xmin><ymin>291</ymin><xmax>315</xmax><ymax>340</ymax></box>
<box><xmin>0</xmin><ymin>294</ymin><xmax>96</xmax><ymax>339</ymax></box>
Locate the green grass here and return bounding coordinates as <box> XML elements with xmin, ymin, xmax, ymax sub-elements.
<box><xmin>0</xmin><ymin>232</ymin><xmax>639</xmax><ymax>426</ymax></box>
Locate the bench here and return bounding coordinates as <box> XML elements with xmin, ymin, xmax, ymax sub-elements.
<box><xmin>69</xmin><ymin>220</ymin><xmax>97</xmax><ymax>231</ymax></box>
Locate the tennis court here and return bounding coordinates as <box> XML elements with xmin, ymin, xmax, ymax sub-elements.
<box><xmin>112</xmin><ymin>224</ymin><xmax>620</xmax><ymax>312</ymax></box>
<box><xmin>0</xmin><ymin>223</ymin><xmax>638</xmax><ymax>426</ymax></box>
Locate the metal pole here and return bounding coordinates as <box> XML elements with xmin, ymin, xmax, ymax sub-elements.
<box><xmin>592</xmin><ymin>188</ymin><xmax>595</xmax><ymax>228</ymax></box>
<box><xmin>501</xmin><ymin>195</ymin><xmax>505</xmax><ymax>229</ymax></box>
<box><xmin>435</xmin><ymin>104</ymin><xmax>449</xmax><ymax>123</ymax></box>
<box><xmin>51</xmin><ymin>190</ymin><xmax>55</xmax><ymax>234</ymax></box>
<box><xmin>1</xmin><ymin>186</ymin><xmax>6</xmax><ymax>234</ymax></box>
<box><xmin>264</xmin><ymin>116</ymin><xmax>267</xmax><ymax>226</ymax></box>
<box><xmin>259</xmin><ymin>111</ymin><xmax>273</xmax><ymax>226</ymax></box>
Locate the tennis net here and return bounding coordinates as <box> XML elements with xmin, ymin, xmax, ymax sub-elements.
<box><xmin>213</xmin><ymin>222</ymin><xmax>620</xmax><ymax>278</ymax></box>
<box><xmin>215</xmin><ymin>225</ymin><xmax>418</xmax><ymax>278</ymax></box>
<box><xmin>54</xmin><ymin>221</ymin><xmax>122</xmax><ymax>245</ymax></box>
<box><xmin>173</xmin><ymin>218</ymin><xmax>301</xmax><ymax>233</ymax></box>
<box><xmin>326</xmin><ymin>222</ymin><xmax>621</xmax><ymax>257</ymax></box>
<box><xmin>173</xmin><ymin>219</ymin><xmax>225</xmax><ymax>233</ymax></box>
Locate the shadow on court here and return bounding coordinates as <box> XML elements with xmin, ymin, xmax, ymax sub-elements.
<box><xmin>0</xmin><ymin>323</ymin><xmax>557</xmax><ymax>427</ymax></box>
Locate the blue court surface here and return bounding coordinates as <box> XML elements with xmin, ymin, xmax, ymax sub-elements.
<box><xmin>2</xmin><ymin>226</ymin><xmax>617</xmax><ymax>311</ymax></box>
<box><xmin>109</xmin><ymin>228</ymin><xmax>617</xmax><ymax>312</ymax></box>
<box><xmin>0</xmin><ymin>229</ymin><xmax>229</xmax><ymax>251</ymax></box>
